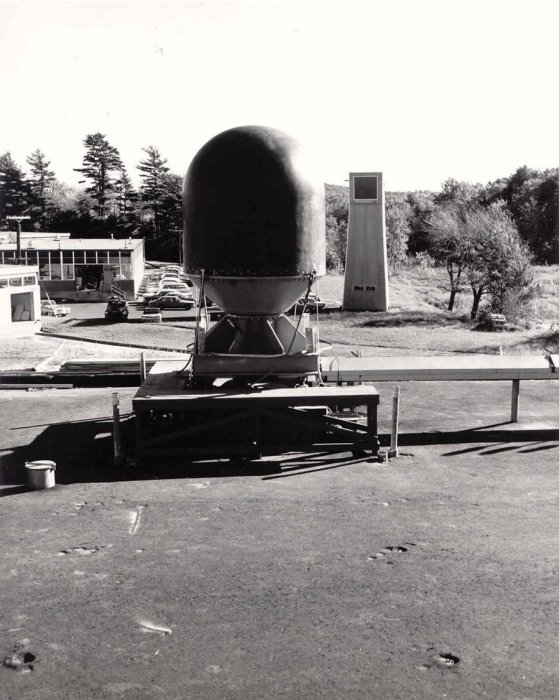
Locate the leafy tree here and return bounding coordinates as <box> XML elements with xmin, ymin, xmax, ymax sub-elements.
<box><xmin>385</xmin><ymin>198</ymin><xmax>411</xmax><ymax>270</ymax></box>
<box><xmin>74</xmin><ymin>133</ymin><xmax>124</xmax><ymax>218</ymax></box>
<box><xmin>26</xmin><ymin>149</ymin><xmax>55</xmax><ymax>229</ymax></box>
<box><xmin>484</xmin><ymin>166</ymin><xmax>559</xmax><ymax>263</ymax></box>
<box><xmin>0</xmin><ymin>152</ymin><xmax>31</xmax><ymax>227</ymax></box>
<box><xmin>138</xmin><ymin>146</ymin><xmax>170</xmax><ymax>238</ymax></box>
<box><xmin>463</xmin><ymin>202</ymin><xmax>533</xmax><ymax>319</ymax></box>
<box><xmin>427</xmin><ymin>205</ymin><xmax>467</xmax><ymax>310</ymax></box>
<box><xmin>427</xmin><ymin>201</ymin><xmax>533</xmax><ymax>318</ymax></box>
<box><xmin>405</xmin><ymin>190</ymin><xmax>436</xmax><ymax>255</ymax></box>
<box><xmin>434</xmin><ymin>178</ymin><xmax>483</xmax><ymax>207</ymax></box>
<box><xmin>325</xmin><ymin>184</ymin><xmax>349</xmax><ymax>271</ymax></box>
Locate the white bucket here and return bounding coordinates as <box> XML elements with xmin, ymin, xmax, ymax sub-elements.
<box><xmin>25</xmin><ymin>460</ymin><xmax>56</xmax><ymax>490</ymax></box>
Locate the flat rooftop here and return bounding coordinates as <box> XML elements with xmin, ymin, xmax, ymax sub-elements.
<box><xmin>0</xmin><ymin>238</ymin><xmax>143</xmax><ymax>251</ymax></box>
<box><xmin>0</xmin><ymin>263</ymin><xmax>39</xmax><ymax>275</ymax></box>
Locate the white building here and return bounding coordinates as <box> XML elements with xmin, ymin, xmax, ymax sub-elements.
<box><xmin>0</xmin><ymin>264</ymin><xmax>41</xmax><ymax>338</ymax></box>
<box><xmin>0</xmin><ymin>233</ymin><xmax>145</xmax><ymax>301</ymax></box>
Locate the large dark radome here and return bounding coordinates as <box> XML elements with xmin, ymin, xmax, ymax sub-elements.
<box><xmin>183</xmin><ymin>126</ymin><xmax>325</xmax><ymax>316</ymax></box>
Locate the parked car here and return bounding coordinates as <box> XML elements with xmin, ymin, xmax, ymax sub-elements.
<box><xmin>148</xmin><ymin>288</ymin><xmax>193</xmax><ymax>302</ymax></box>
<box><xmin>105</xmin><ymin>296</ymin><xmax>129</xmax><ymax>322</ymax></box>
<box><xmin>149</xmin><ymin>293</ymin><xmax>195</xmax><ymax>309</ymax></box>
<box><xmin>141</xmin><ymin>307</ymin><xmax>162</xmax><ymax>323</ymax></box>
<box><xmin>290</xmin><ymin>293</ymin><xmax>329</xmax><ymax>313</ymax></box>
<box><xmin>161</xmin><ymin>282</ymin><xmax>191</xmax><ymax>292</ymax></box>
<box><xmin>161</xmin><ymin>275</ymin><xmax>188</xmax><ymax>284</ymax></box>
<box><xmin>41</xmin><ymin>300</ymin><xmax>71</xmax><ymax>317</ymax></box>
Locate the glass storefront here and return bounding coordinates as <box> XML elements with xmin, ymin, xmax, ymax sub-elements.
<box><xmin>1</xmin><ymin>246</ymin><xmax>137</xmax><ymax>283</ymax></box>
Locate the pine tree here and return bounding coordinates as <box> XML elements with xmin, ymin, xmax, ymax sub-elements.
<box><xmin>112</xmin><ymin>167</ymin><xmax>140</xmax><ymax>231</ymax></box>
<box><xmin>0</xmin><ymin>152</ymin><xmax>31</xmax><ymax>226</ymax></box>
<box><xmin>26</xmin><ymin>148</ymin><xmax>55</xmax><ymax>230</ymax></box>
<box><xmin>138</xmin><ymin>146</ymin><xmax>170</xmax><ymax>236</ymax></box>
<box><xmin>74</xmin><ymin>133</ymin><xmax>123</xmax><ymax>218</ymax></box>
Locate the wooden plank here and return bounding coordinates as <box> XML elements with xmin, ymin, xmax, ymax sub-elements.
<box><xmin>0</xmin><ymin>383</ymin><xmax>74</xmax><ymax>390</ymax></box>
<box><xmin>133</xmin><ymin>387</ymin><xmax>380</xmax><ymax>412</ymax></box>
<box><xmin>320</xmin><ymin>355</ymin><xmax>558</xmax><ymax>383</ymax></box>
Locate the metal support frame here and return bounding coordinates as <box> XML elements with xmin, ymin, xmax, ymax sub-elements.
<box><xmin>133</xmin><ymin>378</ymin><xmax>380</xmax><ymax>463</ymax></box>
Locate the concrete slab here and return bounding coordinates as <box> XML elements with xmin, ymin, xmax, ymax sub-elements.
<box><xmin>0</xmin><ymin>383</ymin><xmax>558</xmax><ymax>699</ymax></box>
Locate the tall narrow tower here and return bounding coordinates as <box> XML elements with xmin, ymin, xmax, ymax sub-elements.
<box><xmin>342</xmin><ymin>172</ymin><xmax>389</xmax><ymax>311</ymax></box>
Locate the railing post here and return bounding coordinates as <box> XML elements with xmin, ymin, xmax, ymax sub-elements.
<box><xmin>112</xmin><ymin>392</ymin><xmax>123</xmax><ymax>465</ymax></box>
<box><xmin>140</xmin><ymin>351</ymin><xmax>147</xmax><ymax>383</ymax></box>
<box><xmin>388</xmin><ymin>386</ymin><xmax>400</xmax><ymax>458</ymax></box>
<box><xmin>511</xmin><ymin>379</ymin><xmax>520</xmax><ymax>423</ymax></box>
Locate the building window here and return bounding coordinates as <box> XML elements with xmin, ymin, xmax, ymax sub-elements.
<box><xmin>38</xmin><ymin>253</ymin><xmax>50</xmax><ymax>280</ymax></box>
<box><xmin>23</xmin><ymin>275</ymin><xmax>36</xmax><ymax>285</ymax></box>
<box><xmin>9</xmin><ymin>277</ymin><xmax>23</xmax><ymax>287</ymax></box>
<box><xmin>62</xmin><ymin>264</ymin><xmax>74</xmax><ymax>280</ymax></box>
<box><xmin>352</xmin><ymin>175</ymin><xmax>379</xmax><ymax>202</ymax></box>
<box><xmin>11</xmin><ymin>292</ymin><xmax>34</xmax><ymax>322</ymax></box>
<box><xmin>120</xmin><ymin>263</ymin><xmax>132</xmax><ymax>279</ymax></box>
<box><xmin>0</xmin><ymin>279</ymin><xmax>7</xmax><ymax>288</ymax></box>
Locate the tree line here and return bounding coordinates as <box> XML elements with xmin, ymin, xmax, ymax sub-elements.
<box><xmin>326</xmin><ymin>167</ymin><xmax>558</xmax><ymax>319</ymax></box>
<box><xmin>0</xmin><ymin>134</ymin><xmax>183</xmax><ymax>259</ymax></box>
<box><xmin>1</xmin><ymin>135</ymin><xmax>557</xmax><ymax>318</ymax></box>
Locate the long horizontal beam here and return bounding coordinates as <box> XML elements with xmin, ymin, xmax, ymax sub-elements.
<box><xmin>320</xmin><ymin>355</ymin><xmax>559</xmax><ymax>383</ymax></box>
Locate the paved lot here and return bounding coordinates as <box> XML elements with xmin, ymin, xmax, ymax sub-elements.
<box><xmin>54</xmin><ymin>301</ymin><xmax>197</xmax><ymax>323</ymax></box>
<box><xmin>0</xmin><ymin>381</ymin><xmax>558</xmax><ymax>699</ymax></box>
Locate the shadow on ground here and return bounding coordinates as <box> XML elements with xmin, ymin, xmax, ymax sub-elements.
<box><xmin>1</xmin><ymin>415</ymin><xmax>557</xmax><ymax>494</ymax></box>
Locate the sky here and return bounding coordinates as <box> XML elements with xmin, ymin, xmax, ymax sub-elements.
<box><xmin>1</xmin><ymin>0</ymin><xmax>558</xmax><ymax>192</ymax></box>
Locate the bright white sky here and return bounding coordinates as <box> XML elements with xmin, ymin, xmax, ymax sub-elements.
<box><xmin>1</xmin><ymin>0</ymin><xmax>558</xmax><ymax>192</ymax></box>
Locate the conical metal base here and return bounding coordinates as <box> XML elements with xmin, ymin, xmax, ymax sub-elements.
<box><xmin>203</xmin><ymin>314</ymin><xmax>307</xmax><ymax>355</ymax></box>
<box><xmin>193</xmin><ymin>313</ymin><xmax>318</xmax><ymax>380</ymax></box>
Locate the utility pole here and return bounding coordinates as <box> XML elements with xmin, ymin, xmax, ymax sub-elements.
<box><xmin>6</xmin><ymin>215</ymin><xmax>31</xmax><ymax>263</ymax></box>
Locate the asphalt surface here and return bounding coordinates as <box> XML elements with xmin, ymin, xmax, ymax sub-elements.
<box><xmin>1</xmin><ymin>381</ymin><xmax>558</xmax><ymax>699</ymax></box>
<box><xmin>51</xmin><ymin>301</ymin><xmax>197</xmax><ymax>323</ymax></box>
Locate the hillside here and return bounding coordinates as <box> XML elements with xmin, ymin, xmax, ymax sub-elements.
<box><xmin>315</xmin><ymin>265</ymin><xmax>559</xmax><ymax>357</ymax></box>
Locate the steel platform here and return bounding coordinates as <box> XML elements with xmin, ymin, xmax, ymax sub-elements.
<box><xmin>133</xmin><ymin>361</ymin><xmax>379</xmax><ymax>461</ymax></box>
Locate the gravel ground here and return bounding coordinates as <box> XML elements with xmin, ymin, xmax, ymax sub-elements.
<box><xmin>1</xmin><ymin>384</ymin><xmax>558</xmax><ymax>699</ymax></box>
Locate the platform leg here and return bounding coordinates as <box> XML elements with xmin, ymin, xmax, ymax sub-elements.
<box><xmin>511</xmin><ymin>379</ymin><xmax>520</xmax><ymax>423</ymax></box>
<box><xmin>367</xmin><ymin>402</ymin><xmax>379</xmax><ymax>456</ymax></box>
<box><xmin>253</xmin><ymin>411</ymin><xmax>262</xmax><ymax>458</ymax></box>
<box><xmin>112</xmin><ymin>392</ymin><xmax>123</xmax><ymax>466</ymax></box>
<box><xmin>388</xmin><ymin>386</ymin><xmax>400</xmax><ymax>458</ymax></box>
